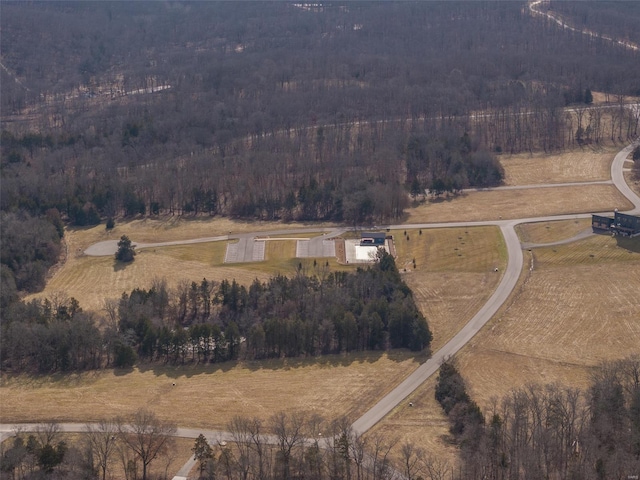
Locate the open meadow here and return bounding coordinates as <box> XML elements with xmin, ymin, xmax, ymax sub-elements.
<box><xmin>5</xmin><ymin>145</ymin><xmax>640</xmax><ymax>473</ymax></box>
<box><xmin>501</xmin><ymin>148</ymin><xmax>615</xmax><ymax>186</ymax></box>
<box><xmin>457</xmin><ymin>233</ymin><xmax>640</xmax><ymax>406</ymax></box>
<box><xmin>406</xmin><ymin>184</ymin><xmax>631</xmax><ymax>223</ymax></box>
<box><xmin>0</xmin><ymin>351</ymin><xmax>424</xmax><ymax>429</ymax></box>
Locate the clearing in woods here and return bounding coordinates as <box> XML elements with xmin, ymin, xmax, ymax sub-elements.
<box><xmin>9</xmin><ymin>145</ymin><xmax>639</xmax><ymax>472</ymax></box>
<box><xmin>501</xmin><ymin>148</ymin><xmax>614</xmax><ymax>186</ymax></box>
<box><xmin>0</xmin><ymin>351</ymin><xmax>424</xmax><ymax>430</ymax></box>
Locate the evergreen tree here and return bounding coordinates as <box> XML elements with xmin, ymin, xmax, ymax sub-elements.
<box><xmin>585</xmin><ymin>88</ymin><xmax>594</xmax><ymax>104</ymax></box>
<box><xmin>115</xmin><ymin>235</ymin><xmax>136</xmax><ymax>263</ymax></box>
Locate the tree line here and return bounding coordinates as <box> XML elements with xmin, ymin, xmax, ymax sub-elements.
<box><xmin>0</xmin><ymin>250</ymin><xmax>431</xmax><ymax>373</ymax></box>
<box><xmin>433</xmin><ymin>357</ymin><xmax>640</xmax><ymax>480</ymax></box>
<box><xmin>0</xmin><ymin>211</ymin><xmax>64</xmax><ymax>309</ymax></box>
<box><xmin>1</xmin><ymin>409</ymin><xmax>177</xmax><ymax>480</ymax></box>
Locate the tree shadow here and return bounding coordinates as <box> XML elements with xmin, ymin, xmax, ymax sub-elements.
<box><xmin>113</xmin><ymin>260</ymin><xmax>131</xmax><ymax>272</ymax></box>
<box><xmin>428</xmin><ymin>192</ymin><xmax>466</xmax><ymax>204</ymax></box>
<box><xmin>113</xmin><ymin>366</ymin><xmax>136</xmax><ymax>376</ymax></box>
<box><xmin>132</xmin><ymin>349</ymin><xmax>428</xmax><ymax>379</ymax></box>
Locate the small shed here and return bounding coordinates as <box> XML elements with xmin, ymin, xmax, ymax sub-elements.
<box><xmin>360</xmin><ymin>232</ymin><xmax>386</xmax><ymax>246</ymax></box>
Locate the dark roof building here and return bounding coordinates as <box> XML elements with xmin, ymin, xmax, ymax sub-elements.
<box><xmin>592</xmin><ymin>212</ymin><xmax>640</xmax><ymax>237</ymax></box>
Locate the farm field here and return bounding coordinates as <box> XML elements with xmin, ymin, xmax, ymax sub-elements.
<box><xmin>0</xmin><ymin>351</ymin><xmax>424</xmax><ymax>430</ymax></box>
<box><xmin>501</xmin><ymin>148</ymin><xmax>614</xmax><ymax>186</ymax></box>
<box><xmin>456</xmin><ymin>234</ymin><xmax>640</xmax><ymax>407</ymax></box>
<box><xmin>406</xmin><ymin>184</ymin><xmax>631</xmax><ymax>223</ymax></box>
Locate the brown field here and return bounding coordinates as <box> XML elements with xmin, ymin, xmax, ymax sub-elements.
<box><xmin>0</xmin><ymin>351</ymin><xmax>425</xmax><ymax>429</ymax></box>
<box><xmin>393</xmin><ymin>227</ymin><xmax>507</xmax><ymax>351</ymax></box>
<box><xmin>28</xmin><ymin>230</ymin><xmax>348</xmax><ymax>312</ymax></box>
<box><xmin>501</xmin><ymin>148</ymin><xmax>614</xmax><ymax>186</ymax></box>
<box><xmin>407</xmin><ymin>184</ymin><xmax>631</xmax><ymax>223</ymax></box>
<box><xmin>373</xmin><ymin>234</ymin><xmax>639</xmax><ymax>468</ymax></box>
<box><xmin>369</xmin><ymin>376</ymin><xmax>459</xmax><ymax>471</ymax></box>
<box><xmin>456</xmin><ymin>234</ymin><xmax>640</xmax><ymax>408</ymax></box>
<box><xmin>515</xmin><ymin>218</ymin><xmax>592</xmax><ymax>244</ymax></box>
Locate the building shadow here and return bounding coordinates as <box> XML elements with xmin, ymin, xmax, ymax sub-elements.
<box><xmin>615</xmin><ymin>235</ymin><xmax>640</xmax><ymax>253</ymax></box>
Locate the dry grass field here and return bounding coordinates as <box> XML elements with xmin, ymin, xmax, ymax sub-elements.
<box><xmin>501</xmin><ymin>148</ymin><xmax>615</xmax><ymax>186</ymax></box>
<box><xmin>0</xmin><ymin>351</ymin><xmax>424</xmax><ymax>429</ymax></box>
<box><xmin>393</xmin><ymin>227</ymin><xmax>506</xmax><ymax>352</ymax></box>
<box><xmin>456</xmin><ymin>234</ymin><xmax>640</xmax><ymax>408</ymax></box>
<box><xmin>515</xmin><ymin>218</ymin><xmax>592</xmax><ymax>244</ymax></box>
<box><xmin>373</xmin><ymin>233</ymin><xmax>639</xmax><ymax>468</ymax></box>
<box><xmin>8</xmin><ymin>144</ymin><xmax>640</xmax><ymax>473</ymax></box>
<box><xmin>407</xmin><ymin>184</ymin><xmax>631</xmax><ymax>223</ymax></box>
<box><xmin>368</xmin><ymin>376</ymin><xmax>460</xmax><ymax>471</ymax></box>
<box><xmin>27</xmin><ymin>228</ymin><xmax>348</xmax><ymax>312</ymax></box>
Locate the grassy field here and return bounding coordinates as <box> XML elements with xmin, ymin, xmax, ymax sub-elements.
<box><xmin>27</xmin><ymin>230</ymin><xmax>349</xmax><ymax>311</ymax></box>
<box><xmin>0</xmin><ymin>351</ymin><xmax>425</xmax><ymax>429</ymax></box>
<box><xmin>393</xmin><ymin>227</ymin><xmax>507</xmax><ymax>352</ymax></box>
<box><xmin>406</xmin><ymin>184</ymin><xmax>631</xmax><ymax>223</ymax></box>
<box><xmin>501</xmin><ymin>148</ymin><xmax>615</xmax><ymax>186</ymax></box>
<box><xmin>456</xmin><ymin>234</ymin><xmax>640</xmax><ymax>407</ymax></box>
<box><xmin>515</xmin><ymin>218</ymin><xmax>592</xmax><ymax>244</ymax></box>
<box><xmin>372</xmin><ymin>234</ymin><xmax>640</xmax><ymax>468</ymax></box>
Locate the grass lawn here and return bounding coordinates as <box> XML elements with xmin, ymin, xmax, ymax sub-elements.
<box><xmin>456</xmin><ymin>234</ymin><xmax>640</xmax><ymax>408</ymax></box>
<box><xmin>406</xmin><ymin>184</ymin><xmax>631</xmax><ymax>223</ymax></box>
<box><xmin>515</xmin><ymin>218</ymin><xmax>592</xmax><ymax>244</ymax></box>
<box><xmin>500</xmin><ymin>148</ymin><xmax>615</xmax><ymax>186</ymax></box>
<box><xmin>0</xmin><ymin>351</ymin><xmax>425</xmax><ymax>430</ymax></box>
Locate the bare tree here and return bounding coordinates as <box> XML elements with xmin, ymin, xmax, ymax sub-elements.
<box><xmin>270</xmin><ymin>411</ymin><xmax>306</xmax><ymax>480</ymax></box>
<box><xmin>228</xmin><ymin>416</ymin><xmax>254</xmax><ymax>480</ymax></box>
<box><xmin>35</xmin><ymin>422</ymin><xmax>62</xmax><ymax>447</ymax></box>
<box><xmin>400</xmin><ymin>441</ymin><xmax>421</xmax><ymax>480</ymax></box>
<box><xmin>85</xmin><ymin>420</ymin><xmax>119</xmax><ymax>480</ymax></box>
<box><xmin>118</xmin><ymin>409</ymin><xmax>177</xmax><ymax>480</ymax></box>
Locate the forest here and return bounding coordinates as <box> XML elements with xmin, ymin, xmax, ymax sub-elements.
<box><xmin>2</xmin><ymin>2</ymin><xmax>640</xmax><ymax>229</ymax></box>
<box><xmin>0</xmin><ymin>250</ymin><xmax>431</xmax><ymax>373</ymax></box>
<box><xmin>2</xmin><ymin>1</ymin><xmax>640</xmax><ymax>307</ymax></box>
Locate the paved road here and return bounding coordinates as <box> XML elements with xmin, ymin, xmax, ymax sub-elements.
<box><xmin>32</xmin><ymin>141</ymin><xmax>640</xmax><ymax>478</ymax></box>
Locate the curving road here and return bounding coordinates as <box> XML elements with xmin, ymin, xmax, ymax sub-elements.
<box><xmin>7</xmin><ymin>141</ymin><xmax>639</xmax><ymax>479</ymax></box>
